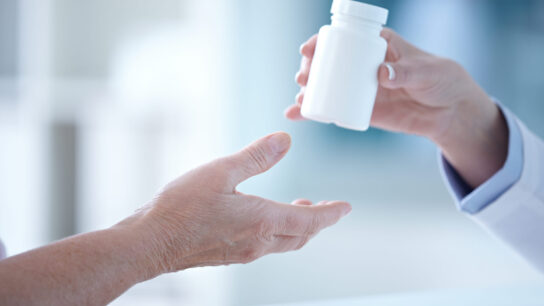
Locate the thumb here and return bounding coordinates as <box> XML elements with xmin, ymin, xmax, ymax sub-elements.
<box><xmin>224</xmin><ymin>132</ymin><xmax>291</xmax><ymax>188</ymax></box>
<box><xmin>378</xmin><ymin>61</ymin><xmax>420</xmax><ymax>90</ymax></box>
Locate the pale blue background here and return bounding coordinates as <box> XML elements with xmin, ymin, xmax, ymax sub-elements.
<box><xmin>1</xmin><ymin>1</ymin><xmax>544</xmax><ymax>305</ymax></box>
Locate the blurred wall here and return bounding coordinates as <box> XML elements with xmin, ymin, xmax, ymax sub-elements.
<box><xmin>1</xmin><ymin>1</ymin><xmax>544</xmax><ymax>305</ymax></box>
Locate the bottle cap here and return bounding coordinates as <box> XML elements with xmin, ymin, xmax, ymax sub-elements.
<box><xmin>331</xmin><ymin>0</ymin><xmax>389</xmax><ymax>25</ymax></box>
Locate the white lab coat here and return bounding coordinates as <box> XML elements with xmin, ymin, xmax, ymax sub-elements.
<box><xmin>469</xmin><ymin>118</ymin><xmax>544</xmax><ymax>272</ymax></box>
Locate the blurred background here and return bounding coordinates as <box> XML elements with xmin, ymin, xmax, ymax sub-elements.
<box><xmin>1</xmin><ymin>0</ymin><xmax>544</xmax><ymax>305</ymax></box>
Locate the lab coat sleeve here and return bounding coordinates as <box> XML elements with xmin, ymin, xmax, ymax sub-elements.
<box><xmin>470</xmin><ymin>117</ymin><xmax>544</xmax><ymax>272</ymax></box>
<box><xmin>440</xmin><ymin>105</ymin><xmax>524</xmax><ymax>214</ymax></box>
<box><xmin>441</xmin><ymin>108</ymin><xmax>544</xmax><ymax>272</ymax></box>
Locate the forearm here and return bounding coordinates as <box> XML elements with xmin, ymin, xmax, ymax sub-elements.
<box><xmin>0</xmin><ymin>225</ymin><xmax>159</xmax><ymax>306</ymax></box>
<box><xmin>0</xmin><ymin>131</ymin><xmax>349</xmax><ymax>305</ymax></box>
<box><xmin>432</xmin><ymin>88</ymin><xmax>509</xmax><ymax>189</ymax></box>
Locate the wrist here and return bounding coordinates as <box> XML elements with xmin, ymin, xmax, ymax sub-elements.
<box><xmin>430</xmin><ymin>89</ymin><xmax>495</xmax><ymax>147</ymax></box>
<box><xmin>431</xmin><ymin>92</ymin><xmax>509</xmax><ymax>188</ymax></box>
<box><xmin>117</xmin><ymin>201</ymin><xmax>204</xmax><ymax>276</ymax></box>
<box><xmin>113</xmin><ymin>208</ymin><xmax>177</xmax><ymax>280</ymax></box>
<box><xmin>108</xmin><ymin>226</ymin><xmax>154</xmax><ymax>280</ymax></box>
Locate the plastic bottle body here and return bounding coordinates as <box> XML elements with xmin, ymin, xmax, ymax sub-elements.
<box><xmin>301</xmin><ymin>12</ymin><xmax>388</xmax><ymax>131</ymax></box>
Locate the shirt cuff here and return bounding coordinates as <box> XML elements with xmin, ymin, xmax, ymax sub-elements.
<box><xmin>439</xmin><ymin>103</ymin><xmax>524</xmax><ymax>214</ymax></box>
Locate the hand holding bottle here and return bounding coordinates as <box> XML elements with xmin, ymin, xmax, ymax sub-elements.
<box><xmin>286</xmin><ymin>28</ymin><xmax>509</xmax><ymax>188</ymax></box>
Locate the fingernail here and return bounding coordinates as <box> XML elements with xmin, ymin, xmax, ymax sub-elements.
<box><xmin>385</xmin><ymin>63</ymin><xmax>396</xmax><ymax>81</ymax></box>
<box><xmin>337</xmin><ymin>202</ymin><xmax>352</xmax><ymax>216</ymax></box>
<box><xmin>268</xmin><ymin>133</ymin><xmax>291</xmax><ymax>154</ymax></box>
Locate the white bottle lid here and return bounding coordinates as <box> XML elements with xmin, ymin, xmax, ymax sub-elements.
<box><xmin>331</xmin><ymin>0</ymin><xmax>389</xmax><ymax>25</ymax></box>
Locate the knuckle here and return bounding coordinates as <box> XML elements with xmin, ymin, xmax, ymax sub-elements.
<box><xmin>209</xmin><ymin>158</ymin><xmax>236</xmax><ymax>186</ymax></box>
<box><xmin>422</xmin><ymin>57</ymin><xmax>463</xmax><ymax>92</ymax></box>
<box><xmin>283</xmin><ymin>213</ymin><xmax>301</xmax><ymax>232</ymax></box>
<box><xmin>397</xmin><ymin>64</ymin><xmax>410</xmax><ymax>83</ymax></box>
<box><xmin>381</xmin><ymin>27</ymin><xmax>393</xmax><ymax>39</ymax></box>
<box><xmin>255</xmin><ymin>217</ymin><xmax>275</xmax><ymax>243</ymax></box>
<box><xmin>245</xmin><ymin>146</ymin><xmax>269</xmax><ymax>173</ymax></box>
<box><xmin>296</xmin><ymin>73</ymin><xmax>306</xmax><ymax>86</ymax></box>
<box><xmin>295</xmin><ymin>71</ymin><xmax>302</xmax><ymax>83</ymax></box>
<box><xmin>439</xmin><ymin>58</ymin><xmax>459</xmax><ymax>69</ymax></box>
<box><xmin>214</xmin><ymin>158</ymin><xmax>232</xmax><ymax>176</ymax></box>
<box><xmin>305</xmin><ymin>215</ymin><xmax>321</xmax><ymax>236</ymax></box>
<box><xmin>241</xmin><ymin>247</ymin><xmax>263</xmax><ymax>264</ymax></box>
<box><xmin>433</xmin><ymin>58</ymin><xmax>462</xmax><ymax>77</ymax></box>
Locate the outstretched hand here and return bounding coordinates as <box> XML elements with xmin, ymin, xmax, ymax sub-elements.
<box><xmin>0</xmin><ymin>132</ymin><xmax>351</xmax><ymax>306</ymax></box>
<box><xmin>123</xmin><ymin>132</ymin><xmax>352</xmax><ymax>273</ymax></box>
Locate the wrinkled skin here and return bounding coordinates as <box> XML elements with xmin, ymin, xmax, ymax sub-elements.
<box><xmin>0</xmin><ymin>132</ymin><xmax>351</xmax><ymax>306</ymax></box>
<box><xmin>124</xmin><ymin>132</ymin><xmax>352</xmax><ymax>273</ymax></box>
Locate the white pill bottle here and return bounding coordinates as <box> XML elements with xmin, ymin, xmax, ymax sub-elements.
<box><xmin>301</xmin><ymin>0</ymin><xmax>389</xmax><ymax>131</ymax></box>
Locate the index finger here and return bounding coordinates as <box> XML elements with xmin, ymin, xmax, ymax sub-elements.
<box><xmin>381</xmin><ymin>28</ymin><xmax>424</xmax><ymax>62</ymax></box>
<box><xmin>278</xmin><ymin>201</ymin><xmax>352</xmax><ymax>236</ymax></box>
<box><xmin>300</xmin><ymin>34</ymin><xmax>318</xmax><ymax>59</ymax></box>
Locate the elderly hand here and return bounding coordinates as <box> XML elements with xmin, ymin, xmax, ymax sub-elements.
<box><xmin>286</xmin><ymin>29</ymin><xmax>509</xmax><ymax>188</ymax></box>
<box><xmin>120</xmin><ymin>132</ymin><xmax>351</xmax><ymax>275</ymax></box>
<box><xmin>0</xmin><ymin>132</ymin><xmax>350</xmax><ymax>306</ymax></box>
